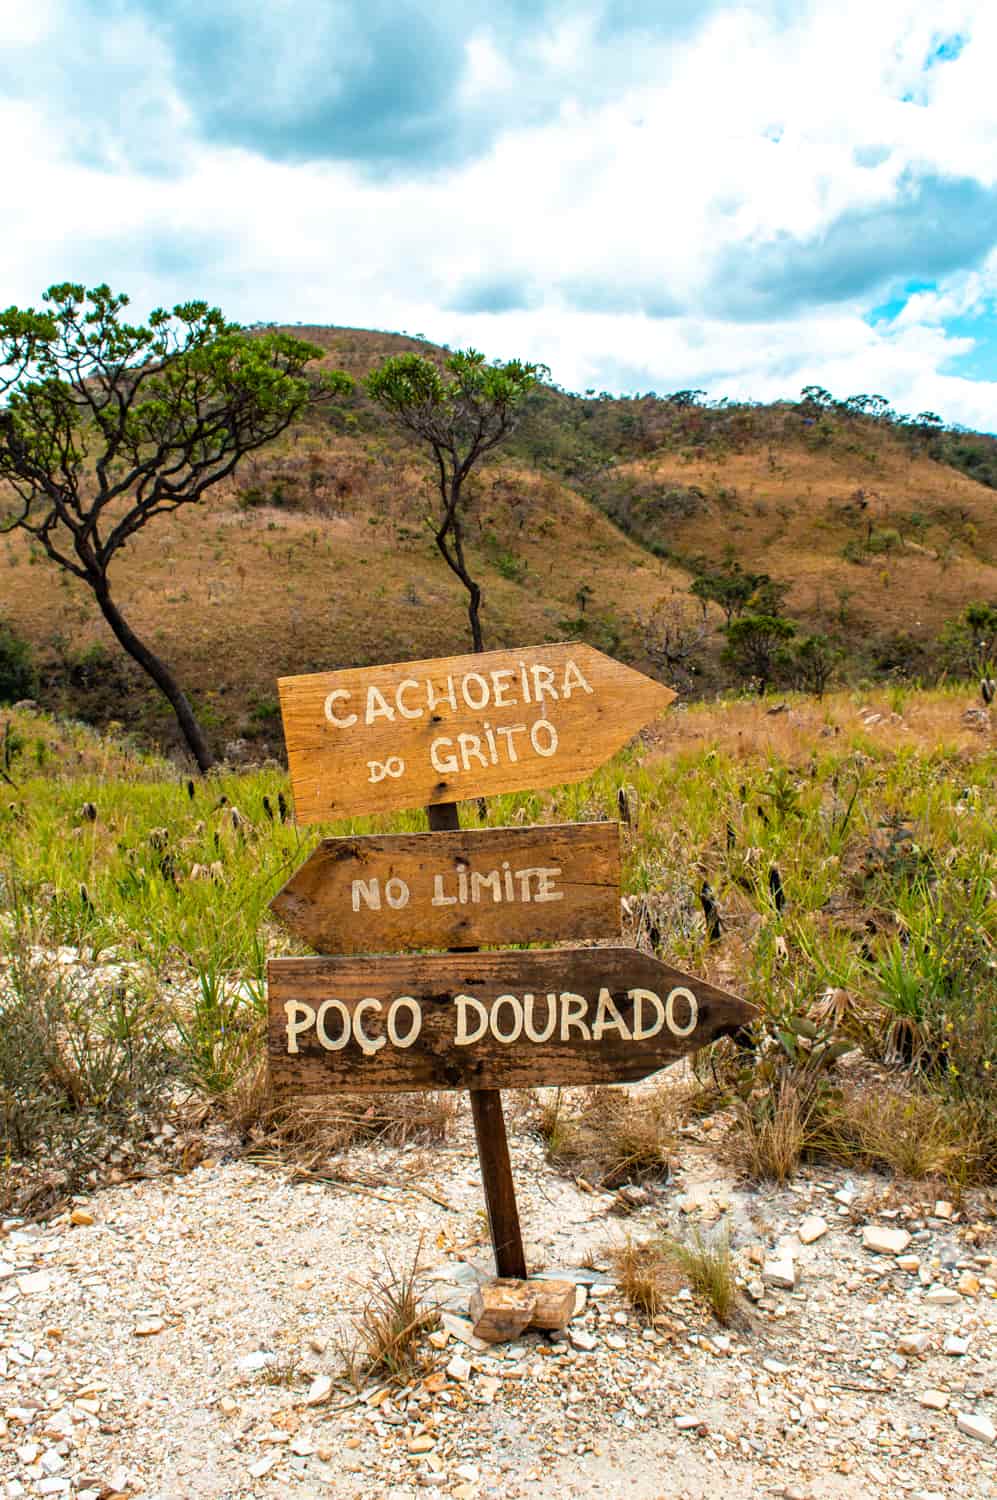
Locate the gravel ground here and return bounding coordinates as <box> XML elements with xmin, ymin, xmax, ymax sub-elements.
<box><xmin>0</xmin><ymin>1109</ymin><xmax>994</xmax><ymax>1500</ymax></box>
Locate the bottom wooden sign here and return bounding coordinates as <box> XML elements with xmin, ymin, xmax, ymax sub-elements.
<box><xmin>267</xmin><ymin>948</ymin><xmax>754</xmax><ymax>1097</ymax></box>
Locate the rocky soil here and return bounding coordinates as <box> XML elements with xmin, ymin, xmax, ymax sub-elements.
<box><xmin>0</xmin><ymin>1109</ymin><xmax>994</xmax><ymax>1500</ymax></box>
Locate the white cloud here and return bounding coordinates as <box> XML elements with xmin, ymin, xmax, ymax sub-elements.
<box><xmin>1</xmin><ymin>0</ymin><xmax>996</xmax><ymax>427</ymax></box>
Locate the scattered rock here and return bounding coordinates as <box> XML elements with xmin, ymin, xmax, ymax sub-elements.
<box><xmin>943</xmin><ymin>1335</ymin><xmax>970</xmax><ymax>1357</ymax></box>
<box><xmin>762</xmin><ymin>1257</ymin><xmax>797</xmax><ymax>1290</ymax></box>
<box><xmin>446</xmin><ymin>1354</ymin><xmax>471</xmax><ymax>1384</ymax></box>
<box><xmin>305</xmin><ymin>1374</ymin><xmax>333</xmax><ymax>1405</ymax></box>
<box><xmin>923</xmin><ymin>1284</ymin><xmax>961</xmax><ymax>1306</ymax></box>
<box><xmin>861</xmin><ymin>1226</ymin><xmax>911</xmax><ymax>1256</ymax></box>
<box><xmin>70</xmin><ymin>1209</ymin><xmax>95</xmax><ymax>1227</ymax></box>
<box><xmin>133</xmin><ymin>1318</ymin><xmax>164</xmax><ymax>1337</ymax></box>
<box><xmin>569</xmin><ymin>1327</ymin><xmax>598</xmax><ymax>1352</ymax></box>
<box><xmin>918</xmin><ymin>1389</ymin><xmax>950</xmax><ymax>1410</ymax></box>
<box><xmin>956</xmin><ymin>1412</ymin><xmax>995</xmax><ymax>1445</ymax></box>
<box><xmin>797</xmin><ymin>1216</ymin><xmax>828</xmax><ymax>1245</ymax></box>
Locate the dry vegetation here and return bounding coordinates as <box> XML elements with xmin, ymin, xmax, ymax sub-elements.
<box><xmin>2</xmin><ymin>325</ymin><xmax>994</xmax><ymax>761</ymax></box>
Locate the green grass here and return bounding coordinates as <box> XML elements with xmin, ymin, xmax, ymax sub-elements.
<box><xmin>1</xmin><ymin>689</ymin><xmax>995</xmax><ymax>1186</ymax></box>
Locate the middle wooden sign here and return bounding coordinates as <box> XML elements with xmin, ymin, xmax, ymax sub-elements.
<box><xmin>270</xmin><ymin>822</ymin><xmax>621</xmax><ymax>953</ymax></box>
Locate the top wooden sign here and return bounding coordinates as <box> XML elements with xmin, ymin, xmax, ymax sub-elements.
<box><xmin>278</xmin><ymin>643</ymin><xmax>675</xmax><ymax>823</ymax></box>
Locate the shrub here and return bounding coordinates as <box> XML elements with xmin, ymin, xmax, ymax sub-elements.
<box><xmin>0</xmin><ymin>621</ymin><xmax>37</xmax><ymax>704</ymax></box>
<box><xmin>793</xmin><ymin>634</ymin><xmax>842</xmax><ymax>697</ymax></box>
<box><xmin>722</xmin><ymin>613</ymin><xmax>796</xmax><ymax>689</ymax></box>
<box><xmin>0</xmin><ymin>916</ymin><xmax>172</xmax><ymax>1209</ymax></box>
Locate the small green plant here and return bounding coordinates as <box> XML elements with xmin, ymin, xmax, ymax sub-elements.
<box><xmin>661</xmin><ymin>1224</ymin><xmax>737</xmax><ymax>1325</ymax></box>
<box><xmin>170</xmin><ymin>962</ymin><xmax>262</xmax><ymax>1096</ymax></box>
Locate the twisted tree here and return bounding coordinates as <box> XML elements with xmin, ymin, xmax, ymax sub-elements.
<box><xmin>366</xmin><ymin>348</ymin><xmax>543</xmax><ymax>651</ymax></box>
<box><xmin>0</xmin><ymin>285</ymin><xmax>351</xmax><ymax>770</ymax></box>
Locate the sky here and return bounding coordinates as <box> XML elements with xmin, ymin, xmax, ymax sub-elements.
<box><xmin>2</xmin><ymin>0</ymin><xmax>997</xmax><ymax>429</ymax></box>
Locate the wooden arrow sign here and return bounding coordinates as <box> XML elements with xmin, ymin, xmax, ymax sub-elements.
<box><xmin>267</xmin><ymin>948</ymin><xmax>754</xmax><ymax>1097</ymax></box>
<box><xmin>278</xmin><ymin>643</ymin><xmax>675</xmax><ymax>823</ymax></box>
<box><xmin>269</xmin><ymin>822</ymin><xmax>621</xmax><ymax>954</ymax></box>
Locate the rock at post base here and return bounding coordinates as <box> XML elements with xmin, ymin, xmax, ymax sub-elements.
<box><xmin>469</xmin><ymin>1279</ymin><xmax>538</xmax><ymax>1343</ymax></box>
<box><xmin>527</xmin><ymin>1278</ymin><xmax>576</xmax><ymax>1331</ymax></box>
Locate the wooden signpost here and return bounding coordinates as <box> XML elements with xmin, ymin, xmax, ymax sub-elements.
<box><xmin>268</xmin><ymin>948</ymin><xmax>751</xmax><ymax>1096</ymax></box>
<box><xmin>270</xmin><ymin>822</ymin><xmax>621</xmax><ymax>953</ymax></box>
<box><xmin>268</xmin><ymin>641</ymin><xmax>755</xmax><ymax>1293</ymax></box>
<box><xmin>277</xmin><ymin>642</ymin><xmax>676</xmax><ymax>822</ymax></box>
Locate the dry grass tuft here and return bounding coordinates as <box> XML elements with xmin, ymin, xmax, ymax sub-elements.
<box><xmin>809</xmin><ymin>1084</ymin><xmax>977</xmax><ymax>1185</ymax></box>
<box><xmin>610</xmin><ymin>1235</ymin><xmax>680</xmax><ymax>1320</ymax></box>
<box><xmin>339</xmin><ymin>1240</ymin><xmax>438</xmax><ymax>1387</ymax></box>
<box><xmin>730</xmin><ymin>1072</ymin><xmax>984</xmax><ymax>1190</ymax></box>
<box><xmin>245</xmin><ymin>1090</ymin><xmax>458</xmax><ymax>1168</ymax></box>
<box><xmin>732</xmin><ymin>1078</ymin><xmax>811</xmax><ymax>1184</ymax></box>
<box><xmin>660</xmin><ymin>1224</ymin><xmax>738</xmax><ymax>1325</ymax></box>
<box><xmin>611</xmin><ymin>1224</ymin><xmax>739</xmax><ymax>1325</ymax></box>
<box><xmin>532</xmin><ymin>1085</ymin><xmax>677</xmax><ymax>1188</ymax></box>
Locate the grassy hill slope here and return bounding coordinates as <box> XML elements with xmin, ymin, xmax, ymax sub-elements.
<box><xmin>2</xmin><ymin>326</ymin><xmax>995</xmax><ymax>761</ymax></box>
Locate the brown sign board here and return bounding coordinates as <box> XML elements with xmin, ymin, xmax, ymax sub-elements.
<box><xmin>269</xmin><ymin>822</ymin><xmax>621</xmax><ymax>954</ymax></box>
<box><xmin>278</xmin><ymin>643</ymin><xmax>675</xmax><ymax>824</ymax></box>
<box><xmin>267</xmin><ymin>948</ymin><xmax>755</xmax><ymax>1098</ymax></box>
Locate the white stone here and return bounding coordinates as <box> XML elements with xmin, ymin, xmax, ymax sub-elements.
<box><xmin>956</xmin><ymin>1412</ymin><xmax>995</xmax><ymax>1445</ymax></box>
<box><xmin>306</xmin><ymin>1374</ymin><xmax>333</xmax><ymax>1405</ymax></box>
<box><xmin>897</xmin><ymin>1255</ymin><xmax>920</xmax><ymax>1273</ymax></box>
<box><xmin>933</xmin><ymin>1201</ymin><xmax>954</xmax><ymax>1220</ymax></box>
<box><xmin>16</xmin><ymin>1272</ymin><xmax>51</xmax><ymax>1296</ymax></box>
<box><xmin>918</xmin><ymin>1389</ymin><xmax>949</xmax><ymax>1410</ymax></box>
<box><xmin>762</xmin><ymin>1257</ymin><xmax>797</xmax><ymax>1290</ymax></box>
<box><xmin>923</xmin><ymin>1284</ymin><xmax>960</xmax><ymax>1306</ymax></box>
<box><xmin>569</xmin><ymin>1327</ymin><xmax>598</xmax><ymax>1351</ymax></box>
<box><xmin>674</xmin><ymin>1414</ymin><xmax>704</xmax><ymax>1430</ymax></box>
<box><xmin>797</xmin><ymin>1216</ymin><xmax>828</xmax><ymax>1245</ymax></box>
<box><xmin>446</xmin><ymin>1354</ymin><xmax>471</xmax><ymax>1383</ymax></box>
<box><xmin>236</xmin><ymin>1350</ymin><xmax>273</xmax><ymax>1372</ymax></box>
<box><xmin>861</xmin><ymin>1226</ymin><xmax>911</xmax><ymax>1256</ymax></box>
<box><xmin>944</xmin><ymin>1335</ymin><xmax>970</xmax><ymax>1356</ymax></box>
<box><xmin>248</xmin><ymin>1452</ymin><xmax>279</xmax><ymax>1478</ymax></box>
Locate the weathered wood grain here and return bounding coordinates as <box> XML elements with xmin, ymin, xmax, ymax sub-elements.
<box><xmin>267</xmin><ymin>948</ymin><xmax>755</xmax><ymax>1097</ymax></box>
<box><xmin>278</xmin><ymin>643</ymin><xmax>676</xmax><ymax>823</ymax></box>
<box><xmin>269</xmin><ymin>822</ymin><xmax>621</xmax><ymax>953</ymax></box>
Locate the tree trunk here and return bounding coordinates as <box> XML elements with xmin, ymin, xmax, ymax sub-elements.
<box><xmin>466</xmin><ymin>578</ymin><xmax>484</xmax><ymax>653</ymax></box>
<box><xmin>435</xmin><ymin>503</ymin><xmax>484</xmax><ymax>654</ymax></box>
<box><xmin>92</xmin><ymin>579</ymin><xmax>216</xmax><ymax>773</ymax></box>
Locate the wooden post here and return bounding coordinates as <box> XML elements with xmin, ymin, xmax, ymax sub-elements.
<box><xmin>427</xmin><ymin>800</ymin><xmax>527</xmax><ymax>1280</ymax></box>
